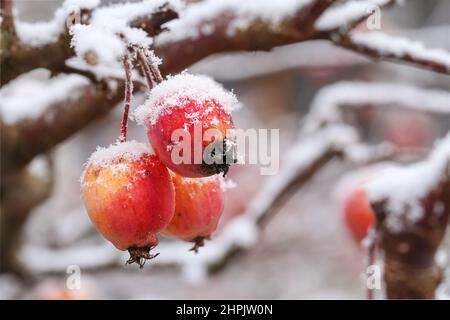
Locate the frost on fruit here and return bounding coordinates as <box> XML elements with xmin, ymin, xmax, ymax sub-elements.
<box><xmin>133</xmin><ymin>72</ymin><xmax>240</xmax><ymax>126</ymax></box>
<box><xmin>134</xmin><ymin>72</ymin><xmax>239</xmax><ymax>178</ymax></box>
<box><xmin>81</xmin><ymin>141</ymin><xmax>175</xmax><ymax>268</ymax></box>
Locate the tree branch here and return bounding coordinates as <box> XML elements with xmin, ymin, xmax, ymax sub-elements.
<box><xmin>0</xmin><ymin>2</ymin><xmax>178</xmax><ymax>86</ymax></box>
<box><xmin>371</xmin><ymin>162</ymin><xmax>450</xmax><ymax>299</ymax></box>
<box><xmin>335</xmin><ymin>32</ymin><xmax>450</xmax><ymax>75</ymax></box>
<box><xmin>1</xmin><ymin>81</ymin><xmax>124</xmax><ymax>175</ymax></box>
<box><xmin>0</xmin><ymin>155</ymin><xmax>54</xmax><ymax>273</ymax></box>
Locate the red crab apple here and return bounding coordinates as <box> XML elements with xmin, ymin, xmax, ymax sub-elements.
<box><xmin>134</xmin><ymin>73</ymin><xmax>239</xmax><ymax>178</ymax></box>
<box><xmin>339</xmin><ymin>168</ymin><xmax>384</xmax><ymax>243</ymax></box>
<box><xmin>161</xmin><ymin>172</ymin><xmax>225</xmax><ymax>252</ymax></box>
<box><xmin>344</xmin><ymin>188</ymin><xmax>375</xmax><ymax>243</ymax></box>
<box><xmin>81</xmin><ymin>141</ymin><xmax>175</xmax><ymax>267</ymax></box>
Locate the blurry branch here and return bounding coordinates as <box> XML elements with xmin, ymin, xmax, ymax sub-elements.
<box><xmin>1</xmin><ymin>82</ymin><xmax>124</xmax><ymax>175</ymax></box>
<box><xmin>0</xmin><ymin>0</ymin><xmax>16</xmax><ymax>38</ymax></box>
<box><xmin>335</xmin><ymin>32</ymin><xmax>450</xmax><ymax>75</ymax></box>
<box><xmin>304</xmin><ymin>82</ymin><xmax>450</xmax><ymax>299</ymax></box>
<box><xmin>302</xmin><ymin>81</ymin><xmax>450</xmax><ymax>133</ymax></box>
<box><xmin>0</xmin><ymin>2</ymin><xmax>82</xmax><ymax>86</ymax></box>
<box><xmin>0</xmin><ymin>155</ymin><xmax>54</xmax><ymax>273</ymax></box>
<box><xmin>371</xmin><ymin>145</ymin><xmax>450</xmax><ymax>299</ymax></box>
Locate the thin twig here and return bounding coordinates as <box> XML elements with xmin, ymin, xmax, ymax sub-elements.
<box><xmin>136</xmin><ymin>48</ymin><xmax>155</xmax><ymax>91</ymax></box>
<box><xmin>119</xmin><ymin>55</ymin><xmax>133</xmax><ymax>143</ymax></box>
<box><xmin>145</xmin><ymin>51</ymin><xmax>164</xmax><ymax>83</ymax></box>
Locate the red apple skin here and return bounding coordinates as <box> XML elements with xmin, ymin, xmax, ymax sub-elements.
<box><xmin>147</xmin><ymin>98</ymin><xmax>235</xmax><ymax>178</ymax></box>
<box><xmin>82</xmin><ymin>154</ymin><xmax>175</xmax><ymax>251</ymax></box>
<box><xmin>161</xmin><ymin>173</ymin><xmax>224</xmax><ymax>241</ymax></box>
<box><xmin>344</xmin><ymin>188</ymin><xmax>375</xmax><ymax>243</ymax></box>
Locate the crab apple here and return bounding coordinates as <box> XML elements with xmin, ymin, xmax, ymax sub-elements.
<box><xmin>81</xmin><ymin>141</ymin><xmax>175</xmax><ymax>267</ymax></box>
<box><xmin>338</xmin><ymin>167</ymin><xmax>386</xmax><ymax>244</ymax></box>
<box><xmin>161</xmin><ymin>172</ymin><xmax>225</xmax><ymax>252</ymax></box>
<box><xmin>134</xmin><ymin>73</ymin><xmax>239</xmax><ymax>178</ymax></box>
<box><xmin>344</xmin><ymin>188</ymin><xmax>375</xmax><ymax>243</ymax></box>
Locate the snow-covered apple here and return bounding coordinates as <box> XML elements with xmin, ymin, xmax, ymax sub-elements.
<box><xmin>81</xmin><ymin>141</ymin><xmax>175</xmax><ymax>267</ymax></box>
<box><xmin>134</xmin><ymin>73</ymin><xmax>239</xmax><ymax>178</ymax></box>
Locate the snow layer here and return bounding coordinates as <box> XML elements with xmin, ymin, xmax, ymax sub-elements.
<box><xmin>315</xmin><ymin>0</ymin><xmax>390</xmax><ymax>31</ymax></box>
<box><xmin>350</xmin><ymin>31</ymin><xmax>450</xmax><ymax>71</ymax></box>
<box><xmin>86</xmin><ymin>140</ymin><xmax>152</xmax><ymax>168</ymax></box>
<box><xmin>70</xmin><ymin>24</ymin><xmax>126</xmax><ymax>64</ymax></box>
<box><xmin>134</xmin><ymin>73</ymin><xmax>239</xmax><ymax>125</ymax></box>
<box><xmin>15</xmin><ymin>0</ymin><xmax>100</xmax><ymax>45</ymax></box>
<box><xmin>157</xmin><ymin>0</ymin><xmax>312</xmax><ymax>44</ymax></box>
<box><xmin>0</xmin><ymin>69</ymin><xmax>89</xmax><ymax>125</ymax></box>
<box><xmin>367</xmin><ymin>133</ymin><xmax>450</xmax><ymax>232</ymax></box>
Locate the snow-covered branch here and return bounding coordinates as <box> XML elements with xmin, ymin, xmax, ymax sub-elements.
<box><xmin>1</xmin><ymin>154</ymin><xmax>53</xmax><ymax>272</ymax></box>
<box><xmin>336</xmin><ymin>32</ymin><xmax>450</xmax><ymax>75</ymax></box>
<box><xmin>303</xmin><ymin>81</ymin><xmax>450</xmax><ymax>133</ymax></box>
<box><xmin>1</xmin><ymin>0</ymin><xmax>179</xmax><ymax>85</ymax></box>
<box><xmin>368</xmin><ymin>133</ymin><xmax>450</xmax><ymax>298</ymax></box>
<box><xmin>0</xmin><ymin>72</ymin><xmax>124</xmax><ymax>174</ymax></box>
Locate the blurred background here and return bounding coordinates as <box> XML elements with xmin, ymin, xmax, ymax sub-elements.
<box><xmin>1</xmin><ymin>0</ymin><xmax>449</xmax><ymax>299</ymax></box>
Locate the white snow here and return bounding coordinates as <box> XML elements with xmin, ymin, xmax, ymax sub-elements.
<box><xmin>15</xmin><ymin>0</ymin><xmax>100</xmax><ymax>45</ymax></box>
<box><xmin>334</xmin><ymin>162</ymin><xmax>395</xmax><ymax>206</ymax></box>
<box><xmin>70</xmin><ymin>24</ymin><xmax>126</xmax><ymax>64</ymax></box>
<box><xmin>220</xmin><ymin>178</ymin><xmax>237</xmax><ymax>191</ymax></box>
<box><xmin>16</xmin><ymin>0</ymin><xmax>181</xmax><ymax>75</ymax></box>
<box><xmin>303</xmin><ymin>81</ymin><xmax>450</xmax><ymax>133</ymax></box>
<box><xmin>350</xmin><ymin>31</ymin><xmax>450</xmax><ymax>71</ymax></box>
<box><xmin>86</xmin><ymin>140</ymin><xmax>152</xmax><ymax>169</ymax></box>
<box><xmin>28</xmin><ymin>155</ymin><xmax>51</xmax><ymax>181</ymax></box>
<box><xmin>157</xmin><ymin>0</ymin><xmax>312</xmax><ymax>44</ymax></box>
<box><xmin>315</xmin><ymin>0</ymin><xmax>390</xmax><ymax>31</ymax></box>
<box><xmin>0</xmin><ymin>69</ymin><xmax>90</xmax><ymax>125</ymax></box>
<box><xmin>91</xmin><ymin>0</ymin><xmax>181</xmax><ymax>35</ymax></box>
<box><xmin>133</xmin><ymin>72</ymin><xmax>239</xmax><ymax>125</ymax></box>
<box><xmin>367</xmin><ymin>132</ymin><xmax>450</xmax><ymax>232</ymax></box>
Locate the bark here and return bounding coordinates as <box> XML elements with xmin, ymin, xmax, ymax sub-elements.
<box><xmin>372</xmin><ymin>164</ymin><xmax>450</xmax><ymax>299</ymax></box>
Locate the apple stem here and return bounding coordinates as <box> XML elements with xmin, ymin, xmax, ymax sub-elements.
<box><xmin>136</xmin><ymin>48</ymin><xmax>155</xmax><ymax>91</ymax></box>
<box><xmin>146</xmin><ymin>52</ymin><xmax>164</xmax><ymax>84</ymax></box>
<box><xmin>120</xmin><ymin>55</ymin><xmax>133</xmax><ymax>143</ymax></box>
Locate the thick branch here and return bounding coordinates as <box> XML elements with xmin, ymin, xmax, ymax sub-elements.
<box><xmin>0</xmin><ymin>155</ymin><xmax>53</xmax><ymax>273</ymax></box>
<box><xmin>368</xmin><ymin>131</ymin><xmax>450</xmax><ymax>299</ymax></box>
<box><xmin>372</xmin><ymin>168</ymin><xmax>450</xmax><ymax>299</ymax></box>
<box><xmin>1</xmin><ymin>81</ymin><xmax>124</xmax><ymax>175</ymax></box>
<box><xmin>1</xmin><ymin>3</ymin><xmax>178</xmax><ymax>86</ymax></box>
<box><xmin>155</xmin><ymin>0</ymin><xmax>338</xmax><ymax>75</ymax></box>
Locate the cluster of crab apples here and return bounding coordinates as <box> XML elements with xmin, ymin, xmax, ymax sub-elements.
<box><xmin>81</xmin><ymin>71</ymin><xmax>239</xmax><ymax>268</ymax></box>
